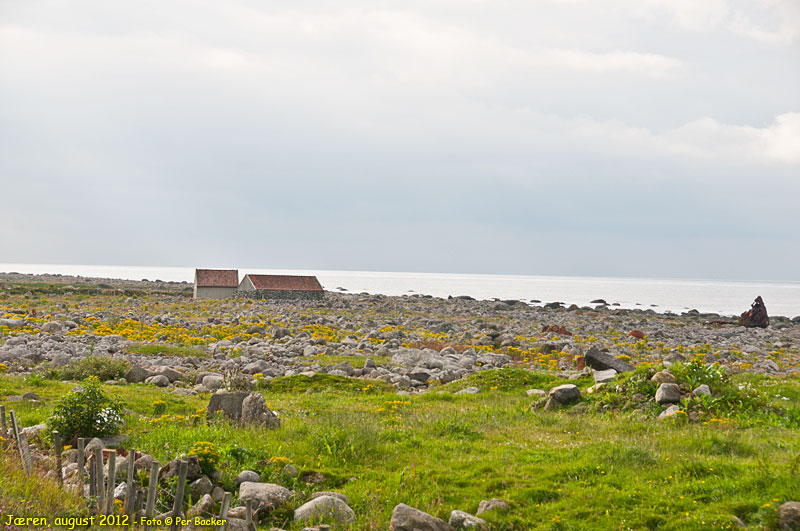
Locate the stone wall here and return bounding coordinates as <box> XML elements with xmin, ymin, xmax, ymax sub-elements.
<box><xmin>236</xmin><ymin>289</ymin><xmax>324</xmax><ymax>301</ymax></box>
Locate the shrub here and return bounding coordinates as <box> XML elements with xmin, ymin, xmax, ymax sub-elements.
<box><xmin>53</xmin><ymin>356</ymin><xmax>130</xmax><ymax>381</ymax></box>
<box><xmin>188</xmin><ymin>441</ymin><xmax>221</xmax><ymax>474</ymax></box>
<box><xmin>47</xmin><ymin>376</ymin><xmax>125</xmax><ymax>442</ymax></box>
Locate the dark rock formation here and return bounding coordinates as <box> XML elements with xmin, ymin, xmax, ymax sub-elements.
<box><xmin>739</xmin><ymin>296</ymin><xmax>769</xmax><ymax>328</ymax></box>
<box><xmin>585</xmin><ymin>346</ymin><xmax>636</xmax><ymax>373</ymax></box>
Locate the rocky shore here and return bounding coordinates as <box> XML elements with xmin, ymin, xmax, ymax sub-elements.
<box><xmin>1</xmin><ymin>273</ymin><xmax>798</xmax><ymax>390</ymax></box>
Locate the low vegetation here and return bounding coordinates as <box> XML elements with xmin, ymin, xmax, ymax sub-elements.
<box><xmin>2</xmin><ymin>367</ymin><xmax>799</xmax><ymax>530</ymax></box>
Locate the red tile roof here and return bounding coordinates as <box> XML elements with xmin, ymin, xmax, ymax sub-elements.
<box><xmin>195</xmin><ymin>269</ymin><xmax>239</xmax><ymax>287</ymax></box>
<box><xmin>246</xmin><ymin>274</ymin><xmax>323</xmax><ymax>291</ymax></box>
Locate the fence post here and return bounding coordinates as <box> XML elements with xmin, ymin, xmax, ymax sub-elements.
<box><xmin>217</xmin><ymin>492</ymin><xmax>231</xmax><ymax>531</ymax></box>
<box><xmin>124</xmin><ymin>449</ymin><xmax>136</xmax><ymax>518</ymax></box>
<box><xmin>105</xmin><ymin>452</ymin><xmax>116</xmax><ymax>515</ymax></box>
<box><xmin>0</xmin><ymin>404</ymin><xmax>6</xmax><ymax>432</ymax></box>
<box><xmin>245</xmin><ymin>498</ymin><xmax>254</xmax><ymax>531</ymax></box>
<box><xmin>8</xmin><ymin>410</ymin><xmax>30</xmax><ymax>475</ymax></box>
<box><xmin>95</xmin><ymin>448</ymin><xmax>105</xmax><ymax>510</ymax></box>
<box><xmin>77</xmin><ymin>438</ymin><xmax>86</xmax><ymax>494</ymax></box>
<box><xmin>53</xmin><ymin>430</ymin><xmax>63</xmax><ymax>486</ymax></box>
<box><xmin>143</xmin><ymin>460</ymin><xmax>160</xmax><ymax>531</ymax></box>
<box><xmin>169</xmin><ymin>460</ymin><xmax>188</xmax><ymax>531</ymax></box>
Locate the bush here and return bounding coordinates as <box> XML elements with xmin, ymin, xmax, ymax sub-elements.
<box><xmin>188</xmin><ymin>441</ymin><xmax>221</xmax><ymax>475</ymax></box>
<box><xmin>52</xmin><ymin>356</ymin><xmax>130</xmax><ymax>381</ymax></box>
<box><xmin>47</xmin><ymin>376</ymin><xmax>125</xmax><ymax>442</ymax></box>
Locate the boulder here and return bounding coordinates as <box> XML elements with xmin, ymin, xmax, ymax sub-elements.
<box><xmin>235</xmin><ymin>470</ymin><xmax>261</xmax><ymax>487</ymax></box>
<box><xmin>584</xmin><ymin>347</ymin><xmax>635</xmax><ymax>373</ymax></box>
<box><xmin>593</xmin><ymin>369</ymin><xmax>617</xmax><ymax>384</ymax></box>
<box><xmin>124</xmin><ymin>367</ymin><xmax>151</xmax><ymax>384</ymax></box>
<box><xmin>207</xmin><ymin>392</ymin><xmax>249</xmax><ymax>421</ymax></box>
<box><xmin>455</xmin><ymin>387</ymin><xmax>480</xmax><ymax>395</ymax></box>
<box><xmin>658</xmin><ymin>404</ymin><xmax>683</xmax><ymax>419</ymax></box>
<box><xmin>159</xmin><ymin>457</ymin><xmax>203</xmax><ymax>482</ymax></box>
<box><xmin>202</xmin><ymin>374</ymin><xmax>224</xmax><ymax>390</ymax></box>
<box><xmin>241</xmin><ymin>393</ymin><xmax>280</xmax><ymax>428</ymax></box>
<box><xmin>145</xmin><ymin>375</ymin><xmax>169</xmax><ymax>387</ymax></box>
<box><xmin>449</xmin><ymin>510</ymin><xmax>488</xmax><ymax>530</ymax></box>
<box><xmin>309</xmin><ymin>491</ymin><xmax>349</xmax><ymax>504</ymax></box>
<box><xmin>526</xmin><ymin>389</ymin><xmax>547</xmax><ymax>397</ymax></box>
<box><xmin>544</xmin><ymin>384</ymin><xmax>581</xmax><ymax>410</ymax></box>
<box><xmin>692</xmin><ymin>384</ymin><xmax>712</xmax><ymax>396</ymax></box>
<box><xmin>190</xmin><ymin>476</ymin><xmax>213</xmax><ymax>500</ymax></box>
<box><xmin>655</xmin><ymin>383</ymin><xmax>681</xmax><ymax>404</ymax></box>
<box><xmin>156</xmin><ymin>367</ymin><xmax>182</xmax><ymax>382</ymax></box>
<box><xmin>651</xmin><ymin>370</ymin><xmax>676</xmax><ymax>385</ymax></box>
<box><xmin>239</xmin><ymin>482</ymin><xmax>292</xmax><ymax>512</ymax></box>
<box><xmin>739</xmin><ymin>296</ymin><xmax>769</xmax><ymax>328</ymax></box>
<box><xmin>476</xmin><ymin>499</ymin><xmax>510</xmax><ymax>515</ymax></box>
<box><xmin>188</xmin><ymin>494</ymin><xmax>215</xmax><ymax>519</ymax></box>
<box><xmin>42</xmin><ymin>321</ymin><xmax>63</xmax><ymax>334</ymax></box>
<box><xmin>778</xmin><ymin>501</ymin><xmax>800</xmax><ymax>531</ymax></box>
<box><xmin>293</xmin><ymin>495</ymin><xmax>355</xmax><ymax>524</ymax></box>
<box><xmin>390</xmin><ymin>503</ymin><xmax>454</xmax><ymax>531</ymax></box>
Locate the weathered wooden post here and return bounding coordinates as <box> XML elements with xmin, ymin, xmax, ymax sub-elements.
<box><xmin>77</xmin><ymin>438</ymin><xmax>86</xmax><ymax>493</ymax></box>
<box><xmin>124</xmin><ymin>450</ymin><xmax>136</xmax><ymax>518</ymax></box>
<box><xmin>143</xmin><ymin>460</ymin><xmax>160</xmax><ymax>531</ymax></box>
<box><xmin>0</xmin><ymin>404</ymin><xmax>6</xmax><ymax>432</ymax></box>
<box><xmin>169</xmin><ymin>460</ymin><xmax>188</xmax><ymax>531</ymax></box>
<box><xmin>105</xmin><ymin>452</ymin><xmax>116</xmax><ymax>515</ymax></box>
<box><xmin>94</xmin><ymin>447</ymin><xmax>105</xmax><ymax>509</ymax></box>
<box><xmin>244</xmin><ymin>498</ymin><xmax>254</xmax><ymax>531</ymax></box>
<box><xmin>217</xmin><ymin>492</ymin><xmax>231</xmax><ymax>531</ymax></box>
<box><xmin>9</xmin><ymin>411</ymin><xmax>32</xmax><ymax>475</ymax></box>
<box><xmin>89</xmin><ymin>454</ymin><xmax>97</xmax><ymax>497</ymax></box>
<box><xmin>53</xmin><ymin>430</ymin><xmax>63</xmax><ymax>486</ymax></box>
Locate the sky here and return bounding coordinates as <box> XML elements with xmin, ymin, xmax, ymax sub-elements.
<box><xmin>1</xmin><ymin>0</ymin><xmax>799</xmax><ymax>281</ymax></box>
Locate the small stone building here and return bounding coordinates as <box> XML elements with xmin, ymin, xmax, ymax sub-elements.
<box><xmin>193</xmin><ymin>269</ymin><xmax>239</xmax><ymax>299</ymax></box>
<box><xmin>238</xmin><ymin>274</ymin><xmax>324</xmax><ymax>301</ymax></box>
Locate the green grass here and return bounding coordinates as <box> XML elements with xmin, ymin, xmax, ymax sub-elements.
<box><xmin>2</xmin><ymin>371</ymin><xmax>799</xmax><ymax>530</ymax></box>
<box><xmin>125</xmin><ymin>343</ymin><xmax>208</xmax><ymax>358</ymax></box>
<box><xmin>297</xmin><ymin>354</ymin><xmax>391</xmax><ymax>367</ymax></box>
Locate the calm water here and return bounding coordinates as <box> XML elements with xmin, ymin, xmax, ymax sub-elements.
<box><xmin>2</xmin><ymin>263</ymin><xmax>799</xmax><ymax>318</ymax></box>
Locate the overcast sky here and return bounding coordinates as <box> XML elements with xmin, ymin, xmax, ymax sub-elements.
<box><xmin>1</xmin><ymin>0</ymin><xmax>798</xmax><ymax>281</ymax></box>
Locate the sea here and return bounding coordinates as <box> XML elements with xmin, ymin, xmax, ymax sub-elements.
<box><xmin>1</xmin><ymin>264</ymin><xmax>799</xmax><ymax>318</ymax></box>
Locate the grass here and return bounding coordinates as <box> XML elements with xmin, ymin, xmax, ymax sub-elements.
<box><xmin>125</xmin><ymin>343</ymin><xmax>208</xmax><ymax>358</ymax></box>
<box><xmin>2</xmin><ymin>370</ymin><xmax>799</xmax><ymax>530</ymax></box>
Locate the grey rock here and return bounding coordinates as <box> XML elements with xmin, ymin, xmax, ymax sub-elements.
<box><xmin>293</xmin><ymin>495</ymin><xmax>355</xmax><ymax>524</ymax></box>
<box><xmin>188</xmin><ymin>494</ymin><xmax>215</xmax><ymax>519</ymax></box>
<box><xmin>42</xmin><ymin>321</ymin><xmax>63</xmax><ymax>334</ymax></box>
<box><xmin>202</xmin><ymin>374</ymin><xmax>224</xmax><ymax>390</ymax></box>
<box><xmin>23</xmin><ymin>392</ymin><xmax>41</xmax><ymax>401</ymax></box>
<box><xmin>159</xmin><ymin>457</ymin><xmax>203</xmax><ymax>482</ymax></box>
<box><xmin>145</xmin><ymin>374</ymin><xmax>169</xmax><ymax>387</ymax></box>
<box><xmin>526</xmin><ymin>389</ymin><xmax>547</xmax><ymax>397</ymax></box>
<box><xmin>207</xmin><ymin>391</ymin><xmax>248</xmax><ymax>421</ymax></box>
<box><xmin>241</xmin><ymin>392</ymin><xmax>280</xmax><ymax>428</ymax></box>
<box><xmin>390</xmin><ymin>503</ymin><xmax>454</xmax><ymax>531</ymax></box>
<box><xmin>449</xmin><ymin>510</ymin><xmax>488</xmax><ymax>530</ymax></box>
<box><xmin>593</xmin><ymin>369</ymin><xmax>617</xmax><ymax>384</ymax></box>
<box><xmin>239</xmin><ymin>482</ymin><xmax>292</xmax><ymax>512</ymax></box>
<box><xmin>156</xmin><ymin>367</ymin><xmax>182</xmax><ymax>382</ymax></box>
<box><xmin>235</xmin><ymin>470</ymin><xmax>261</xmax><ymax>486</ymax></box>
<box><xmin>651</xmin><ymin>370</ymin><xmax>676</xmax><ymax>385</ymax></box>
<box><xmin>124</xmin><ymin>367</ymin><xmax>151</xmax><ymax>384</ymax></box>
<box><xmin>544</xmin><ymin>384</ymin><xmax>581</xmax><ymax>410</ymax></box>
<box><xmin>584</xmin><ymin>346</ymin><xmax>635</xmax><ymax>373</ymax></box>
<box><xmin>309</xmin><ymin>491</ymin><xmax>350</xmax><ymax>504</ymax></box>
<box><xmin>692</xmin><ymin>384</ymin><xmax>712</xmax><ymax>396</ymax></box>
<box><xmin>476</xmin><ymin>499</ymin><xmax>510</xmax><ymax>515</ymax></box>
<box><xmin>658</xmin><ymin>404</ymin><xmax>683</xmax><ymax>419</ymax></box>
<box><xmin>190</xmin><ymin>476</ymin><xmax>213</xmax><ymax>500</ymax></box>
<box><xmin>85</xmin><ymin>438</ymin><xmax>105</xmax><ymax>453</ymax></box>
<box><xmin>778</xmin><ymin>501</ymin><xmax>800</xmax><ymax>531</ymax></box>
<box><xmin>455</xmin><ymin>387</ymin><xmax>480</xmax><ymax>395</ymax></box>
<box><xmin>655</xmin><ymin>383</ymin><xmax>681</xmax><ymax>404</ymax></box>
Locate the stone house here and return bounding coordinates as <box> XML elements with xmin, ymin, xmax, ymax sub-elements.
<box><xmin>238</xmin><ymin>274</ymin><xmax>324</xmax><ymax>301</ymax></box>
<box><xmin>193</xmin><ymin>269</ymin><xmax>239</xmax><ymax>299</ymax></box>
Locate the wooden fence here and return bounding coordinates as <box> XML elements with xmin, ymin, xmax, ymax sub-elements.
<box><xmin>0</xmin><ymin>405</ymin><xmax>290</xmax><ymax>531</ymax></box>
